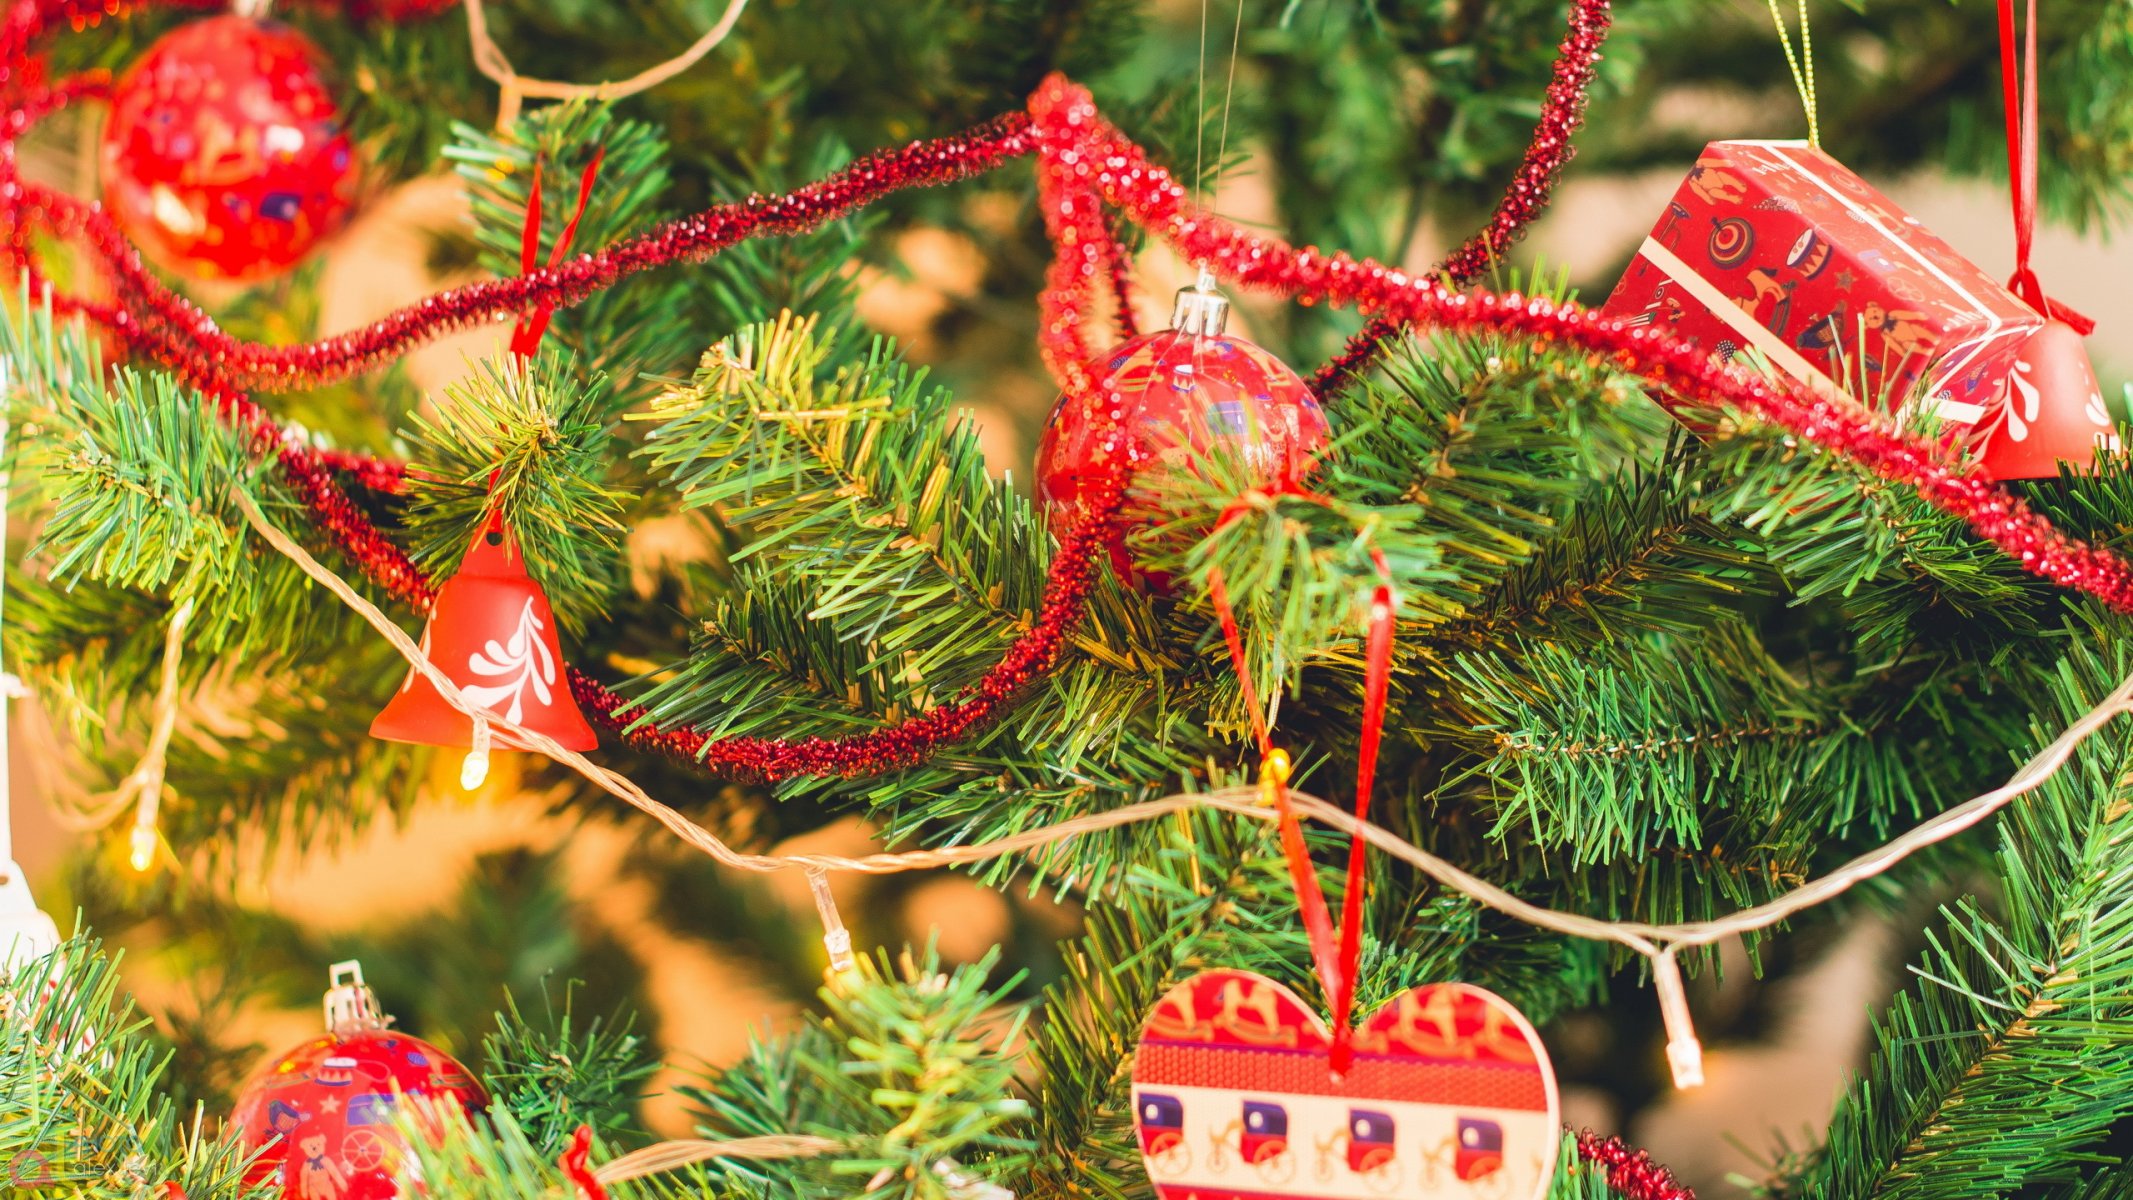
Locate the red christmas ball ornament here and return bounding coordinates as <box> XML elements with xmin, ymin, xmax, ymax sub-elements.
<box><xmin>100</xmin><ymin>15</ymin><xmax>360</xmax><ymax>282</ymax></box>
<box><xmin>1034</xmin><ymin>279</ymin><xmax>1330</xmax><ymax>583</ymax></box>
<box><xmin>228</xmin><ymin>962</ymin><xmax>486</xmax><ymax>1200</ymax></box>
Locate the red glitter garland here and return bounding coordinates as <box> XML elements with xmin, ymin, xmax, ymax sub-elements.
<box><xmin>1575</xmin><ymin>1130</ymin><xmax>1696</xmax><ymax>1200</ymax></box>
<box><xmin>1306</xmin><ymin>0</ymin><xmax>1613</xmax><ymax>397</ymax></box>
<box><xmin>11</xmin><ymin>117</ymin><xmax>1035</xmax><ymax>395</ymax></box>
<box><xmin>6</xmin><ymin>0</ymin><xmax>2133</xmax><ymax>785</ymax></box>
<box><xmin>1023</xmin><ymin>77</ymin><xmax>2133</xmax><ymax>613</ymax></box>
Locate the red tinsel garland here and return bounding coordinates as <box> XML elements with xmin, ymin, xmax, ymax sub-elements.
<box><xmin>1576</xmin><ymin>1130</ymin><xmax>1696</xmax><ymax>1200</ymax></box>
<box><xmin>5</xmin><ymin>0</ymin><xmax>2132</xmax><ymax>785</ymax></box>
<box><xmin>1306</xmin><ymin>0</ymin><xmax>1612</xmax><ymax>396</ymax></box>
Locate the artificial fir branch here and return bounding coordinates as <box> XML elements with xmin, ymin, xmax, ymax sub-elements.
<box><xmin>397</xmin><ymin>1101</ymin><xmax>711</xmax><ymax>1200</ymax></box>
<box><xmin>685</xmin><ymin>945</ymin><xmax>1032</xmax><ymax>1199</ymax></box>
<box><xmin>62</xmin><ymin>644</ymin><xmax>428</xmax><ymax>876</ymax></box>
<box><xmin>629</xmin><ymin>313</ymin><xmax>1210</xmax><ymax>863</ymax></box>
<box><xmin>481</xmin><ymin>982</ymin><xmax>660</xmax><ymax>1153</ymax></box>
<box><xmin>1135</xmin><ymin>447</ymin><xmax>1450</xmax><ymax>716</ymax></box>
<box><xmin>1441</xmin><ymin>622</ymin><xmax>1826</xmax><ymax>862</ymax></box>
<box><xmin>1698</xmin><ymin>423</ymin><xmax>2058</xmax><ymax>663</ymax></box>
<box><xmin>2</xmin><ymin>305</ymin><xmax>392</xmax><ymax>676</ymax></box>
<box><xmin>1433</xmin><ymin>449</ymin><xmax>1770</xmax><ymax>650</ymax></box>
<box><xmin>1326</xmin><ymin>308</ymin><xmax>1664</xmax><ymax>625</ymax></box>
<box><xmin>1798</xmin><ymin>616</ymin><xmax>2133</xmax><ymax>1196</ymax></box>
<box><xmin>0</xmin><ymin>936</ymin><xmax>267</xmax><ymax>1200</ymax></box>
<box><xmin>398</xmin><ymin>348</ymin><xmax>629</xmax><ymax>629</ymax></box>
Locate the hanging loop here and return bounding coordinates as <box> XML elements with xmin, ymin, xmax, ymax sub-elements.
<box><xmin>1765</xmin><ymin>0</ymin><xmax>1820</xmax><ymax>147</ymax></box>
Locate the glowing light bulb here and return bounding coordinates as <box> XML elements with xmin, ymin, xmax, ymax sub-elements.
<box><xmin>128</xmin><ymin>824</ymin><xmax>157</xmax><ymax>873</ymax></box>
<box><xmin>1667</xmin><ymin>1034</ymin><xmax>1706</xmax><ymax>1089</ymax></box>
<box><xmin>460</xmin><ymin>747</ymin><xmax>490</xmax><ymax>791</ymax></box>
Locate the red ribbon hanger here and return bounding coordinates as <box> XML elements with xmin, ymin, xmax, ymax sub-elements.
<box><xmin>560</xmin><ymin>1124</ymin><xmax>609</xmax><ymax>1200</ymax></box>
<box><xmin>1207</xmin><ymin>527</ymin><xmax>1397</xmax><ymax>1077</ymax></box>
<box><xmin>510</xmin><ymin>147</ymin><xmax>609</xmax><ymax>359</ymax></box>
<box><xmin>1997</xmin><ymin>0</ymin><xmax>2092</xmax><ymax>334</ymax></box>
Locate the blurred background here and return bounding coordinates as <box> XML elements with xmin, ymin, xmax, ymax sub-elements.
<box><xmin>14</xmin><ymin>0</ymin><xmax>2132</xmax><ymax>1192</ymax></box>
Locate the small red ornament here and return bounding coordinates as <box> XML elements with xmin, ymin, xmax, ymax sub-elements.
<box><xmin>100</xmin><ymin>15</ymin><xmax>360</xmax><ymax>282</ymax></box>
<box><xmin>1973</xmin><ymin>319</ymin><xmax>2120</xmax><ymax>478</ymax></box>
<box><xmin>371</xmin><ymin>521</ymin><xmax>600</xmax><ymax>761</ymax></box>
<box><xmin>228</xmin><ymin>962</ymin><xmax>487</xmax><ymax>1200</ymax></box>
<box><xmin>1034</xmin><ymin>279</ymin><xmax>1330</xmax><ymax>583</ymax></box>
<box><xmin>1132</xmin><ymin>969</ymin><xmax>1560</xmax><ymax>1200</ymax></box>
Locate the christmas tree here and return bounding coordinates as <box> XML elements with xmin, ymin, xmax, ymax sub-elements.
<box><xmin>5</xmin><ymin>0</ymin><xmax>2133</xmax><ymax>1197</ymax></box>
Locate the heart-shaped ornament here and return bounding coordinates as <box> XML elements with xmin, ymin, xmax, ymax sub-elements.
<box><xmin>1131</xmin><ymin>969</ymin><xmax>1560</xmax><ymax>1199</ymax></box>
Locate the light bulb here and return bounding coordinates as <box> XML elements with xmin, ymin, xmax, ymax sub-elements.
<box><xmin>1666</xmin><ymin>1034</ymin><xmax>1706</xmax><ymax>1089</ymax></box>
<box><xmin>128</xmin><ymin>824</ymin><xmax>156</xmax><ymax>873</ymax></box>
<box><xmin>460</xmin><ymin>747</ymin><xmax>490</xmax><ymax>791</ymax></box>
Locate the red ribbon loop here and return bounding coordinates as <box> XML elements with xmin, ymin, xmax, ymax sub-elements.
<box><xmin>1329</xmin><ymin>565</ymin><xmax>1396</xmax><ymax>1075</ymax></box>
<box><xmin>1997</xmin><ymin>0</ymin><xmax>2093</xmax><ymax>334</ymax></box>
<box><xmin>559</xmin><ymin>1124</ymin><xmax>608</xmax><ymax>1200</ymax></box>
<box><xmin>1207</xmin><ymin>548</ymin><xmax>1397</xmax><ymax>1078</ymax></box>
<box><xmin>510</xmin><ymin>148</ymin><xmax>609</xmax><ymax>359</ymax></box>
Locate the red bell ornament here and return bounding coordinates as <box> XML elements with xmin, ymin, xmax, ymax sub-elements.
<box><xmin>371</xmin><ymin>522</ymin><xmax>599</xmax><ymax>774</ymax></box>
<box><xmin>229</xmin><ymin>962</ymin><xmax>488</xmax><ymax>1200</ymax></box>
<box><xmin>1972</xmin><ymin>319</ymin><xmax>2121</xmax><ymax>479</ymax></box>
<box><xmin>100</xmin><ymin>14</ymin><xmax>360</xmax><ymax>282</ymax></box>
<box><xmin>1034</xmin><ymin>279</ymin><xmax>1330</xmax><ymax>583</ymax></box>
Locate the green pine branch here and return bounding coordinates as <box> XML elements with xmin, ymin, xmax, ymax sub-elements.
<box><xmin>397</xmin><ymin>348</ymin><xmax>629</xmax><ymax>630</ymax></box>
<box><xmin>1</xmin><ymin>935</ymin><xmax>267</xmax><ymax>1200</ymax></box>
<box><xmin>1797</xmin><ymin>613</ymin><xmax>2133</xmax><ymax>1196</ymax></box>
<box><xmin>629</xmin><ymin>313</ymin><xmax>1203</xmax><ymax>831</ymax></box>
<box><xmin>481</xmin><ymin>981</ymin><xmax>661</xmax><ymax>1153</ymax></box>
<box><xmin>685</xmin><ymin>944</ymin><xmax>1032</xmax><ymax>1199</ymax></box>
<box><xmin>1699</xmin><ymin>422</ymin><xmax>2057</xmax><ymax>665</ymax></box>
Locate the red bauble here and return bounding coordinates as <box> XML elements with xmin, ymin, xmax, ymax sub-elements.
<box><xmin>1034</xmin><ymin>285</ymin><xmax>1330</xmax><ymax>581</ymax></box>
<box><xmin>228</xmin><ymin>963</ymin><xmax>486</xmax><ymax>1200</ymax></box>
<box><xmin>100</xmin><ymin>15</ymin><xmax>360</xmax><ymax>282</ymax></box>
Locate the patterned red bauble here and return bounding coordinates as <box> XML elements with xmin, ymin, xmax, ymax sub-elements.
<box><xmin>228</xmin><ymin>962</ymin><xmax>486</xmax><ymax>1200</ymax></box>
<box><xmin>100</xmin><ymin>15</ymin><xmax>360</xmax><ymax>282</ymax></box>
<box><xmin>1034</xmin><ymin>282</ymin><xmax>1330</xmax><ymax>582</ymax></box>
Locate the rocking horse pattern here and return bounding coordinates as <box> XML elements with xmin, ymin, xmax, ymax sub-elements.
<box><xmin>1132</xmin><ymin>969</ymin><xmax>1559</xmax><ymax>1200</ymax></box>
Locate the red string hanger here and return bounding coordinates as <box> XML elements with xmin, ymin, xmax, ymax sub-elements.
<box><xmin>1207</xmin><ymin>554</ymin><xmax>1397</xmax><ymax>1077</ymax></box>
<box><xmin>1996</xmin><ymin>0</ymin><xmax>2087</xmax><ymax>333</ymax></box>
<box><xmin>5</xmin><ymin>0</ymin><xmax>2133</xmax><ymax>787</ymax></box>
<box><xmin>1971</xmin><ymin>0</ymin><xmax>2118</xmax><ymax>479</ymax></box>
<box><xmin>509</xmin><ymin>149</ymin><xmax>607</xmax><ymax>359</ymax></box>
<box><xmin>1147</xmin><ymin>542</ymin><xmax>1565</xmax><ymax>1199</ymax></box>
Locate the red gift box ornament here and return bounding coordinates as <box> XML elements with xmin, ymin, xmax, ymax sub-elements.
<box><xmin>1607</xmin><ymin>0</ymin><xmax>2120</xmax><ymax>480</ymax></box>
<box><xmin>1602</xmin><ymin>140</ymin><xmax>2114</xmax><ymax>478</ymax></box>
<box><xmin>371</xmin><ymin>520</ymin><xmax>599</xmax><ymax>771</ymax></box>
<box><xmin>1131</xmin><ymin>969</ymin><xmax>1561</xmax><ymax>1200</ymax></box>
<box><xmin>228</xmin><ymin>962</ymin><xmax>488</xmax><ymax>1200</ymax></box>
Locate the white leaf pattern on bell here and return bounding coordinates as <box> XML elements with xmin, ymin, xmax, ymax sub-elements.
<box><xmin>461</xmin><ymin>598</ymin><xmax>557</xmax><ymax>723</ymax></box>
